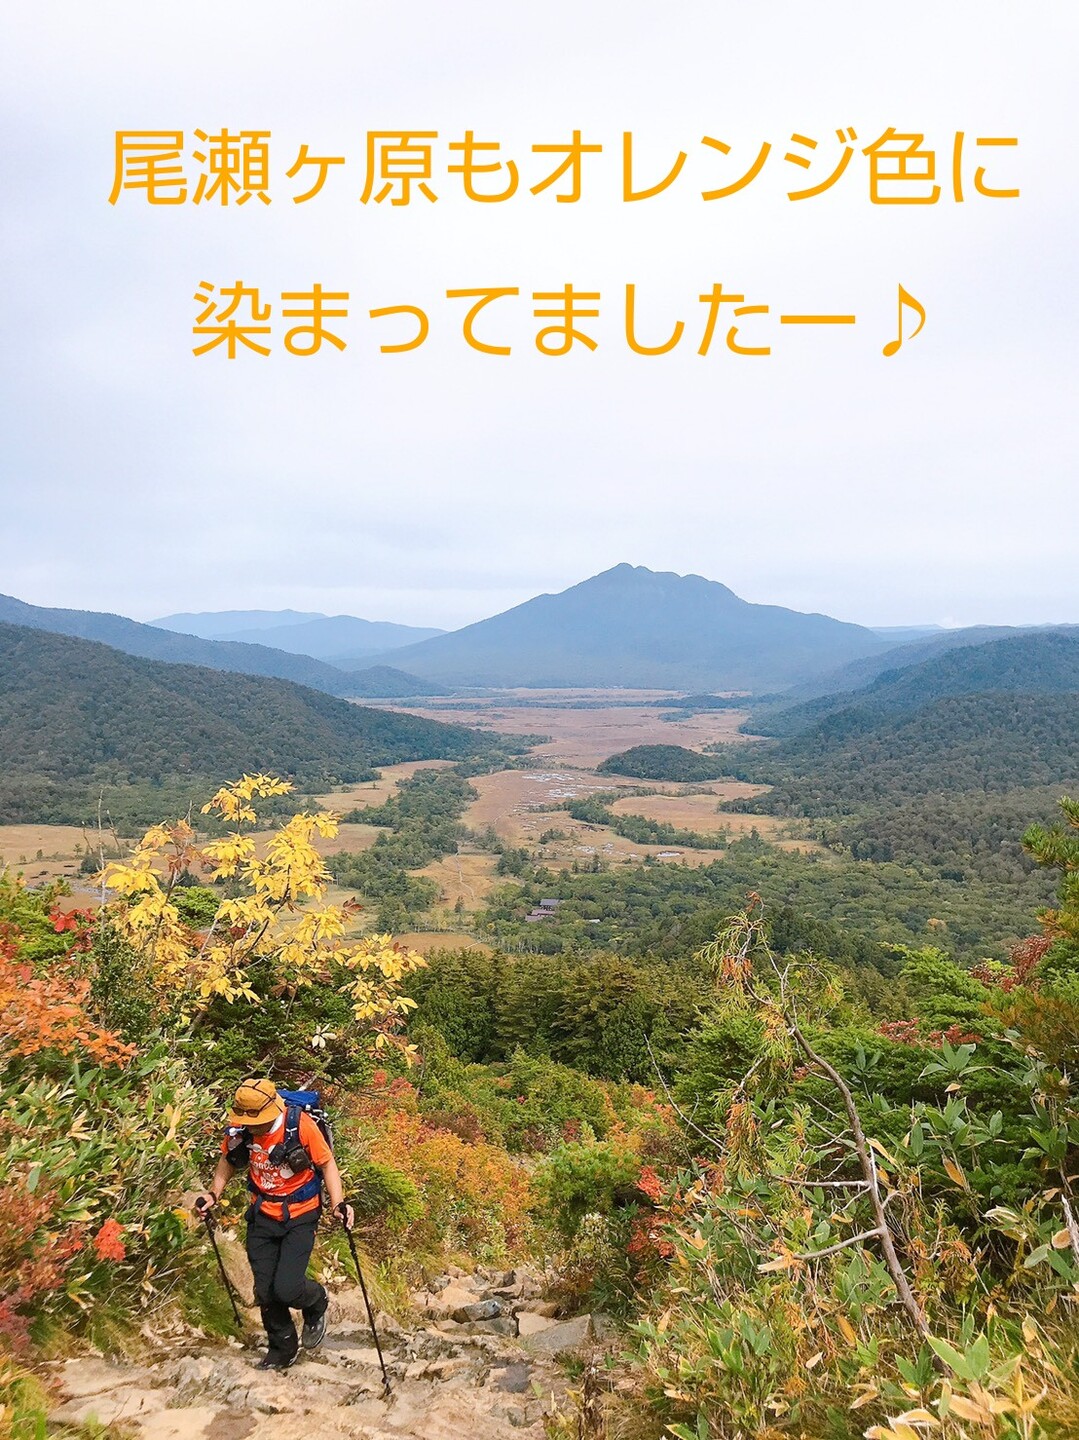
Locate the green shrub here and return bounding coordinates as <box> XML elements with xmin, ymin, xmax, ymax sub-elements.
<box><xmin>5</xmin><ymin>1046</ymin><xmax>214</xmax><ymax>1337</ymax></box>
<box><xmin>534</xmin><ymin>1140</ymin><xmax>642</xmax><ymax>1241</ymax></box>
<box><xmin>170</xmin><ymin>885</ymin><xmax>221</xmax><ymax>928</ymax></box>
<box><xmin>349</xmin><ymin>1159</ymin><xmax>423</xmax><ymax>1233</ymax></box>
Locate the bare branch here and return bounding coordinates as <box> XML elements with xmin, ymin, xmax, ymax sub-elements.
<box><xmin>770</xmin><ymin>922</ymin><xmax>932</xmax><ymax>1342</ymax></box>
<box><xmin>791</xmin><ymin>1227</ymin><xmax>885</xmax><ymax>1261</ymax></box>
<box><xmin>645</xmin><ymin>1034</ymin><xmax>724</xmax><ymax>1154</ymax></box>
<box><xmin>776</xmin><ymin>1177</ymin><xmax>870</xmax><ymax>1191</ymax></box>
<box><xmin>786</xmin><ymin>1013</ymin><xmax>931</xmax><ymax>1340</ymax></box>
<box><xmin>1061</xmin><ymin>1191</ymin><xmax>1079</xmax><ymax>1268</ymax></box>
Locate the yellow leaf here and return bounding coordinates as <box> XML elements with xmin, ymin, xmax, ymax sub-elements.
<box><xmin>758</xmin><ymin>1252</ymin><xmax>794</xmax><ymax>1273</ymax></box>
<box><xmin>894</xmin><ymin>1410</ymin><xmax>938</xmax><ymax>1425</ymax></box>
<box><xmin>837</xmin><ymin>1315</ymin><xmax>859</xmax><ymax>1345</ymax></box>
<box><xmin>942</xmin><ymin>1157</ymin><xmax>969</xmax><ymax>1191</ymax></box>
<box><xmin>945</xmin><ymin>1395</ymin><xmax>990</xmax><ymax>1423</ymax></box>
<box><xmin>870</xmin><ymin>1138</ymin><xmax>900</xmax><ymax>1167</ymax></box>
<box><xmin>1051</xmin><ymin>1229</ymin><xmax>1072</xmax><ymax>1249</ymax></box>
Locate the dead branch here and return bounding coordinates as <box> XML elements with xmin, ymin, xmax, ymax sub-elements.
<box><xmin>780</xmin><ymin>967</ymin><xmax>931</xmax><ymax>1340</ymax></box>
<box><xmin>791</xmin><ymin>1227</ymin><xmax>885</xmax><ymax>1261</ymax></box>
<box><xmin>1061</xmin><ymin>1191</ymin><xmax>1079</xmax><ymax>1269</ymax></box>
<box><xmin>645</xmin><ymin>1033</ymin><xmax>724</xmax><ymax>1154</ymax></box>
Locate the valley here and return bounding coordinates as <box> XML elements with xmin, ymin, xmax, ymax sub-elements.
<box><xmin>5</xmin><ymin>570</ymin><xmax>1079</xmax><ymax>1440</ymax></box>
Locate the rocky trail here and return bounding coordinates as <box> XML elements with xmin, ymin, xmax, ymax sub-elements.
<box><xmin>48</xmin><ymin>1249</ymin><xmax>616</xmax><ymax>1440</ymax></box>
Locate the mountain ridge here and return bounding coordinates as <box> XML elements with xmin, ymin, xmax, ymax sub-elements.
<box><xmin>373</xmin><ymin>563</ymin><xmax>892</xmax><ymax>690</ymax></box>
<box><xmin>0</xmin><ymin>594</ymin><xmax>362</xmax><ymax>696</ymax></box>
<box><xmin>753</xmin><ymin>629</ymin><xmax>1079</xmax><ymax>738</ymax></box>
<box><xmin>0</xmin><ymin>622</ymin><xmax>498</xmax><ymax>824</ymax></box>
<box><xmin>153</xmin><ymin>609</ymin><xmax>327</xmax><ymax>636</ymax></box>
<box><xmin>210</xmin><ymin>614</ymin><xmax>445</xmax><ymax>659</ymax></box>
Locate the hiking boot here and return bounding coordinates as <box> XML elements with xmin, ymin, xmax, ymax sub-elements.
<box><xmin>256</xmin><ymin>1350</ymin><xmax>298</xmax><ymax>1371</ymax></box>
<box><xmin>301</xmin><ymin>1308</ymin><xmax>328</xmax><ymax>1350</ymax></box>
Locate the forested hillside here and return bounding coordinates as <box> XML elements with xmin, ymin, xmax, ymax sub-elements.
<box><xmin>694</xmin><ymin>634</ymin><xmax>1079</xmax><ymax>895</ymax></box>
<box><xmin>769</xmin><ymin>623</ymin><xmax>1046</xmax><ymax>705</ymax></box>
<box><xmin>736</xmin><ymin>693</ymin><xmax>1079</xmax><ymax>808</ymax></box>
<box><xmin>341</xmin><ymin>664</ymin><xmax>440</xmax><ymax>697</ymax></box>
<box><xmin>753</xmin><ymin>630</ymin><xmax>1079</xmax><ymax>737</ymax></box>
<box><xmin>0</xmin><ymin>623</ymin><xmax>501</xmax><ymax>824</ymax></box>
<box><xmin>0</xmin><ymin>593</ymin><xmax>361</xmax><ymax>695</ymax></box>
<box><xmin>596</xmin><ymin>743</ymin><xmax>732</xmax><ymax>781</ymax></box>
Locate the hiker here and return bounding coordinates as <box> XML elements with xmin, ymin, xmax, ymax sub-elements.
<box><xmin>194</xmin><ymin>1077</ymin><xmax>355</xmax><ymax>1371</ymax></box>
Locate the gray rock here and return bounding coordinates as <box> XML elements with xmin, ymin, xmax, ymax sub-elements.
<box><xmin>492</xmin><ymin>1362</ymin><xmax>533</xmax><ymax>1394</ymax></box>
<box><xmin>425</xmin><ymin>1356</ymin><xmax>473</xmax><ymax>1380</ymax></box>
<box><xmin>491</xmin><ymin>1281</ymin><xmax>525</xmax><ymax>1299</ymax></box>
<box><xmin>451</xmin><ymin>1299</ymin><xmax>502</xmax><ymax>1323</ymax></box>
<box><xmin>460</xmin><ymin>1317</ymin><xmax>519</xmax><ymax>1338</ymax></box>
<box><xmin>591</xmin><ymin>1313</ymin><xmax>619</xmax><ymax>1342</ymax></box>
<box><xmin>521</xmin><ymin>1314</ymin><xmax>592</xmax><ymax>1354</ymax></box>
<box><xmin>415</xmin><ymin>1281</ymin><xmax>482</xmax><ymax>1319</ymax></box>
<box><xmin>515</xmin><ymin>1269</ymin><xmax>546</xmax><ymax>1301</ymax></box>
<box><xmin>517</xmin><ymin>1299</ymin><xmax>560</xmax><ymax>1317</ymax></box>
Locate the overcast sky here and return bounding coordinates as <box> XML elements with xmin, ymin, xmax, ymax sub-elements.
<box><xmin>1</xmin><ymin>2</ymin><xmax>1076</xmax><ymax>631</ymax></box>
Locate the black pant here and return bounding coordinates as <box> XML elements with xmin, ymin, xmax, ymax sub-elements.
<box><xmin>245</xmin><ymin>1211</ymin><xmax>328</xmax><ymax>1359</ymax></box>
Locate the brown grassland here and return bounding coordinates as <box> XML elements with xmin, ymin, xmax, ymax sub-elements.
<box><xmin>311</xmin><ymin>758</ymin><xmax>453</xmax><ymax>813</ymax></box>
<box><xmin>416</xmin><ymin>850</ymin><xmax>502</xmax><ymax>908</ymax></box>
<box><xmin>0</xmin><ymin>823</ymin><xmax>104</xmax><ymax>891</ymax></box>
<box><xmin>607</xmin><ymin>789</ymin><xmax>825</xmax><ymax>854</ymax></box>
<box><xmin>384</xmin><ymin>693</ymin><xmax>747</xmax><ymax>769</ymax></box>
<box><xmin>393</xmin><ymin>930</ymin><xmax>495</xmax><ymax>956</ymax></box>
<box><xmin>0</xmin><ymin>693</ymin><xmax>806</xmax><ymax>934</ymax></box>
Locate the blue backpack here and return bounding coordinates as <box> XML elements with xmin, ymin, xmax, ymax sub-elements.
<box><xmin>278</xmin><ymin>1088</ymin><xmax>334</xmax><ymax>1153</ymax></box>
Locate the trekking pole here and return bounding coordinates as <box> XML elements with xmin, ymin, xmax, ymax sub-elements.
<box><xmin>195</xmin><ymin>1198</ymin><xmax>244</xmax><ymax>1329</ymax></box>
<box><xmin>339</xmin><ymin>1208</ymin><xmax>392</xmax><ymax>1396</ymax></box>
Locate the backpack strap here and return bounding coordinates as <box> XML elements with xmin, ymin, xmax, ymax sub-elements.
<box><xmin>284</xmin><ymin>1102</ymin><xmax>301</xmax><ymax>1155</ymax></box>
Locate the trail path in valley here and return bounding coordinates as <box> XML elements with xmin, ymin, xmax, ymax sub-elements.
<box><xmin>48</xmin><ymin>1253</ymin><xmax>610</xmax><ymax>1440</ymax></box>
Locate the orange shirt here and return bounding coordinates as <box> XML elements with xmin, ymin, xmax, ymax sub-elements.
<box><xmin>222</xmin><ymin>1109</ymin><xmax>332</xmax><ymax>1221</ymax></box>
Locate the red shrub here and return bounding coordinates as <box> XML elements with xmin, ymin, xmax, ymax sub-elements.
<box><xmin>0</xmin><ymin>1181</ymin><xmax>85</xmax><ymax>1350</ymax></box>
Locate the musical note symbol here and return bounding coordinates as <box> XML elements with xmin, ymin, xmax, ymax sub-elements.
<box><xmin>882</xmin><ymin>284</ymin><xmax>926</xmax><ymax>357</ymax></box>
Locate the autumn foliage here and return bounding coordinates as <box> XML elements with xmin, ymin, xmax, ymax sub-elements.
<box><xmin>353</xmin><ymin>1076</ymin><xmax>534</xmax><ymax>1258</ymax></box>
<box><xmin>0</xmin><ymin>1183</ymin><xmax>85</xmax><ymax>1350</ymax></box>
<box><xmin>0</xmin><ymin>907</ymin><xmax>131</xmax><ymax>1067</ymax></box>
<box><xmin>104</xmin><ymin>774</ymin><xmax>426</xmax><ymax>1053</ymax></box>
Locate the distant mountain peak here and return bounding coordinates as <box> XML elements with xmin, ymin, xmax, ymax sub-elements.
<box><xmin>579</xmin><ymin>563</ymin><xmax>741</xmax><ymax>602</ymax></box>
<box><xmin>373</xmin><ymin>565</ymin><xmax>888</xmax><ymax>691</ymax></box>
<box><xmin>154</xmin><ymin>609</ymin><xmax>327</xmax><ymax>636</ymax></box>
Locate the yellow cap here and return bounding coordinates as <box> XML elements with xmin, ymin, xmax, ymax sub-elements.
<box><xmin>226</xmin><ymin>1077</ymin><xmax>284</xmax><ymax>1129</ymax></box>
